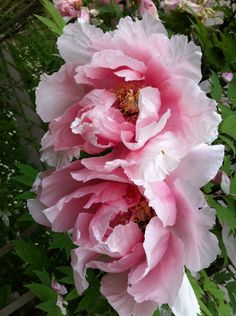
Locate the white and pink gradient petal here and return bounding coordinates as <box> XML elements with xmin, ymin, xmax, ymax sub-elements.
<box><xmin>101</xmin><ymin>272</ymin><xmax>158</xmax><ymax>316</ymax></box>
<box><xmin>128</xmin><ymin>221</ymin><xmax>184</xmax><ymax>304</ymax></box>
<box><xmin>36</xmin><ymin>63</ymin><xmax>86</xmax><ymax>122</ymax></box>
<box><xmin>171</xmin><ymin>273</ymin><xmax>200</xmax><ymax>316</ymax></box>
<box><xmin>171</xmin><ymin>179</ymin><xmax>220</xmax><ymax>271</ymax></box>
<box><xmin>168</xmin><ymin>144</ymin><xmax>224</xmax><ymax>188</ymax></box>
<box><xmin>57</xmin><ymin>20</ymin><xmax>112</xmax><ymax>64</ymax></box>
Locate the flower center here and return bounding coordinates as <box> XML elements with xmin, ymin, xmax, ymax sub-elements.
<box><xmin>115</xmin><ymin>83</ymin><xmax>141</xmax><ymax>117</ymax></box>
<box><xmin>133</xmin><ymin>198</ymin><xmax>155</xmax><ymax>232</ymax></box>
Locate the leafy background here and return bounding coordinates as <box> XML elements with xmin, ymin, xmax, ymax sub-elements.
<box><xmin>0</xmin><ymin>0</ymin><xmax>235</xmax><ymax>315</ymax></box>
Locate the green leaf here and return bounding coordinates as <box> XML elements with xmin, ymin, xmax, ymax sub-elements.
<box><xmin>57</xmin><ymin>266</ymin><xmax>73</xmax><ymax>277</ymax></box>
<box><xmin>49</xmin><ymin>232</ymin><xmax>74</xmax><ymax>251</ymax></box>
<box><xmin>17</xmin><ymin>164</ymin><xmax>38</xmax><ymax>179</ymax></box>
<box><xmin>75</xmin><ymin>289</ymin><xmax>95</xmax><ymax>312</ymax></box>
<box><xmin>35</xmin><ymin>269</ymin><xmax>51</xmax><ymax>286</ymax></box>
<box><xmin>219</xmin><ymin>135</ymin><xmax>236</xmax><ymax>155</ymax></box>
<box><xmin>35</xmin><ymin>15</ymin><xmax>61</xmax><ymax>36</ymax></box>
<box><xmin>215</xmin><ymin>204</ymin><xmax>236</xmax><ymax>229</ymax></box>
<box><xmin>12</xmin><ymin>175</ymin><xmax>34</xmax><ymax>186</ymax></box>
<box><xmin>16</xmin><ymin>191</ymin><xmax>35</xmax><ymax>200</ymax></box>
<box><xmin>36</xmin><ymin>299</ymin><xmax>62</xmax><ymax>316</ymax></box>
<box><xmin>221</xmin><ymin>114</ymin><xmax>236</xmax><ymax>139</ymax></box>
<box><xmin>13</xmin><ymin>163</ymin><xmax>38</xmax><ymax>187</ymax></box>
<box><xmin>230</xmin><ymin>172</ymin><xmax>236</xmax><ymax>195</ymax></box>
<box><xmin>228</xmin><ymin>76</ymin><xmax>236</xmax><ymax>107</ymax></box>
<box><xmin>65</xmin><ymin>288</ymin><xmax>78</xmax><ymax>301</ymax></box>
<box><xmin>14</xmin><ymin>240</ymin><xmax>49</xmax><ymax>271</ymax></box>
<box><xmin>218</xmin><ymin>103</ymin><xmax>234</xmax><ymax>119</ymax></box>
<box><xmin>26</xmin><ymin>283</ymin><xmax>56</xmax><ymax>301</ymax></box>
<box><xmin>49</xmin><ymin>232</ymin><xmax>74</xmax><ymax>258</ymax></box>
<box><xmin>210</xmin><ymin>72</ymin><xmax>222</xmax><ymax>101</ymax></box>
<box><xmin>42</xmin><ymin>0</ymin><xmax>66</xmax><ymax>32</ymax></box>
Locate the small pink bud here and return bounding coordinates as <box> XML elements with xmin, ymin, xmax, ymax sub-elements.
<box><xmin>138</xmin><ymin>0</ymin><xmax>159</xmax><ymax>18</ymax></box>
<box><xmin>51</xmin><ymin>280</ymin><xmax>68</xmax><ymax>295</ymax></box>
<box><xmin>222</xmin><ymin>72</ymin><xmax>233</xmax><ymax>83</ymax></box>
<box><xmin>213</xmin><ymin>171</ymin><xmax>230</xmax><ymax>195</ymax></box>
<box><xmin>79</xmin><ymin>7</ymin><xmax>90</xmax><ymax>22</ymax></box>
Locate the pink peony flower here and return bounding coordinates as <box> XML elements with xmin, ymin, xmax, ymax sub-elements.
<box><xmin>138</xmin><ymin>0</ymin><xmax>159</xmax><ymax>17</ymax></box>
<box><xmin>36</xmin><ymin>15</ymin><xmax>221</xmax><ymax>184</ymax></box>
<box><xmin>28</xmin><ymin>143</ymin><xmax>224</xmax><ymax>315</ymax></box>
<box><xmin>53</xmin><ymin>0</ymin><xmax>83</xmax><ymax>19</ymax></box>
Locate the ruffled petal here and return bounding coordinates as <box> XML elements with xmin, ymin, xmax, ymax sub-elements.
<box><xmin>36</xmin><ymin>63</ymin><xmax>86</xmax><ymax>122</ymax></box>
<box><xmin>57</xmin><ymin>20</ymin><xmax>112</xmax><ymax>64</ymax></box>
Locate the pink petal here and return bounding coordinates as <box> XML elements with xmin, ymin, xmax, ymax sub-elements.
<box><xmin>168</xmin><ymin>144</ymin><xmax>224</xmax><ymax>188</ymax></box>
<box><xmin>144</xmin><ymin>181</ymin><xmax>177</xmax><ymax>226</ymax></box>
<box><xmin>57</xmin><ymin>20</ymin><xmax>112</xmax><ymax>64</ymax></box>
<box><xmin>36</xmin><ymin>63</ymin><xmax>86</xmax><ymax>122</ymax></box>
<box><xmin>171</xmin><ymin>179</ymin><xmax>220</xmax><ymax>271</ymax></box>
<box><xmin>88</xmin><ymin>243</ymin><xmax>144</xmax><ymax>273</ymax></box>
<box><xmin>101</xmin><ymin>272</ymin><xmax>158</xmax><ymax>316</ymax></box>
<box><xmin>128</xmin><ymin>230</ymin><xmax>184</xmax><ymax>304</ymax></box>
<box><xmin>72</xmin><ymin>248</ymin><xmax>97</xmax><ymax>294</ymax></box>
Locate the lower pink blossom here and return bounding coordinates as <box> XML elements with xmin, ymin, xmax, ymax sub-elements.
<box><xmin>28</xmin><ymin>143</ymin><xmax>223</xmax><ymax>315</ymax></box>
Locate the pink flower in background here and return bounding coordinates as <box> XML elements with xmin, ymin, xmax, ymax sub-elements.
<box><xmin>36</xmin><ymin>15</ymin><xmax>221</xmax><ymax>183</ymax></box>
<box><xmin>51</xmin><ymin>280</ymin><xmax>68</xmax><ymax>295</ymax></box>
<box><xmin>161</xmin><ymin>0</ymin><xmax>220</xmax><ymax>23</ymax></box>
<box><xmin>222</xmin><ymin>71</ymin><xmax>233</xmax><ymax>83</ymax></box>
<box><xmin>28</xmin><ymin>143</ymin><xmax>224</xmax><ymax>316</ymax></box>
<box><xmin>138</xmin><ymin>0</ymin><xmax>159</xmax><ymax>17</ymax></box>
<box><xmin>53</xmin><ymin>0</ymin><xmax>83</xmax><ymax>20</ymax></box>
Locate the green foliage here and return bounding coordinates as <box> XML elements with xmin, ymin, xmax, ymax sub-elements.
<box><xmin>221</xmin><ymin>114</ymin><xmax>236</xmax><ymax>139</ymax></box>
<box><xmin>228</xmin><ymin>76</ymin><xmax>236</xmax><ymax>107</ymax></box>
<box><xmin>13</xmin><ymin>164</ymin><xmax>38</xmax><ymax>187</ymax></box>
<box><xmin>210</xmin><ymin>72</ymin><xmax>222</xmax><ymax>101</ymax></box>
<box><xmin>14</xmin><ymin>239</ymin><xmax>49</xmax><ymax>274</ymax></box>
<box><xmin>36</xmin><ymin>0</ymin><xmax>66</xmax><ymax>36</ymax></box>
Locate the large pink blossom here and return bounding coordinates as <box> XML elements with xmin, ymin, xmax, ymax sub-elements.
<box><xmin>36</xmin><ymin>15</ymin><xmax>221</xmax><ymax>183</ymax></box>
<box><xmin>28</xmin><ymin>143</ymin><xmax>224</xmax><ymax>315</ymax></box>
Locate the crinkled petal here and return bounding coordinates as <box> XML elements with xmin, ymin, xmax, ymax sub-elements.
<box><xmin>57</xmin><ymin>20</ymin><xmax>112</xmax><ymax>64</ymax></box>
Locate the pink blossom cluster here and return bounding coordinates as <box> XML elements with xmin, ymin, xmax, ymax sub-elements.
<box><xmin>53</xmin><ymin>0</ymin><xmax>83</xmax><ymax>20</ymax></box>
<box><xmin>28</xmin><ymin>13</ymin><xmax>224</xmax><ymax>316</ymax></box>
<box><xmin>161</xmin><ymin>0</ymin><xmax>220</xmax><ymax>23</ymax></box>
